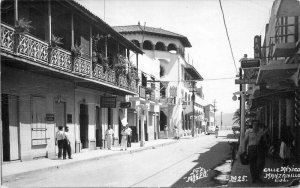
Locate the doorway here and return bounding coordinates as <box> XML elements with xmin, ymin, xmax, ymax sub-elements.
<box><xmin>80</xmin><ymin>104</ymin><xmax>89</xmax><ymax>149</ymax></box>
<box><xmin>2</xmin><ymin>94</ymin><xmax>20</xmax><ymax>161</ymax></box>
<box><xmin>96</xmin><ymin>106</ymin><xmax>102</xmax><ymax>148</ymax></box>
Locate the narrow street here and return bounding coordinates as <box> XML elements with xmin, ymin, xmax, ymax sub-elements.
<box><xmin>4</xmin><ymin>131</ymin><xmax>233</xmax><ymax>187</ymax></box>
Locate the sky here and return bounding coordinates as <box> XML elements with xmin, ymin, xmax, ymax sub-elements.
<box><xmin>77</xmin><ymin>0</ymin><xmax>274</xmax><ymax>114</ymax></box>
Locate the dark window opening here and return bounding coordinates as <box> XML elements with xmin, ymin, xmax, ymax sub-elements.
<box><xmin>143</xmin><ymin>40</ymin><xmax>153</xmax><ymax>50</ymax></box>
<box><xmin>155</xmin><ymin>42</ymin><xmax>165</xmax><ymax>51</ymax></box>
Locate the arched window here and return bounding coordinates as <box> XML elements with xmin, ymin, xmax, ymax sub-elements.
<box><xmin>155</xmin><ymin>42</ymin><xmax>166</xmax><ymax>51</ymax></box>
<box><xmin>167</xmin><ymin>43</ymin><xmax>177</xmax><ymax>52</ymax></box>
<box><xmin>131</xmin><ymin>40</ymin><xmax>140</xmax><ymax>48</ymax></box>
<box><xmin>143</xmin><ymin>40</ymin><xmax>153</xmax><ymax>50</ymax></box>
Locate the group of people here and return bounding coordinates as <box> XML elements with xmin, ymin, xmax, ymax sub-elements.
<box><xmin>55</xmin><ymin>126</ymin><xmax>72</xmax><ymax>160</ymax></box>
<box><xmin>105</xmin><ymin>123</ymin><xmax>132</xmax><ymax>151</ymax></box>
<box><xmin>241</xmin><ymin>119</ymin><xmax>295</xmax><ymax>184</ymax></box>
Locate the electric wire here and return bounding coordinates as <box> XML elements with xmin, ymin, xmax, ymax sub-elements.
<box><xmin>218</xmin><ymin>0</ymin><xmax>238</xmax><ymax>74</ymax></box>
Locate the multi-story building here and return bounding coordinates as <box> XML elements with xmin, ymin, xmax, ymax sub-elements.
<box><xmin>204</xmin><ymin>104</ymin><xmax>215</xmax><ymax>134</ymax></box>
<box><xmin>0</xmin><ymin>0</ymin><xmax>143</xmax><ymax>161</ymax></box>
<box><xmin>246</xmin><ymin>0</ymin><xmax>300</xmax><ymax>162</ymax></box>
<box><xmin>113</xmin><ymin>24</ymin><xmax>203</xmax><ymax>138</ymax></box>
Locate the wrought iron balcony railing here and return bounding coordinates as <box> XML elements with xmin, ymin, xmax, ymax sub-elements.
<box><xmin>0</xmin><ymin>23</ymin><xmax>137</xmax><ymax>94</ymax></box>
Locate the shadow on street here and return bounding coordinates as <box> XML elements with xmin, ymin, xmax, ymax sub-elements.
<box><xmin>171</xmin><ymin>139</ymin><xmax>232</xmax><ymax>187</ymax></box>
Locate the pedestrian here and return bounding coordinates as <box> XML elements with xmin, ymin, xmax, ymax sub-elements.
<box><xmin>215</xmin><ymin>126</ymin><xmax>219</xmax><ymax>138</ymax></box>
<box><xmin>63</xmin><ymin>126</ymin><xmax>72</xmax><ymax>159</ymax></box>
<box><xmin>120</xmin><ymin>126</ymin><xmax>128</xmax><ymax>151</ymax></box>
<box><xmin>55</xmin><ymin>126</ymin><xmax>65</xmax><ymax>159</ymax></box>
<box><xmin>164</xmin><ymin>125</ymin><xmax>168</xmax><ymax>138</ymax></box>
<box><xmin>126</xmin><ymin>124</ymin><xmax>132</xmax><ymax>147</ymax></box>
<box><xmin>174</xmin><ymin>126</ymin><xmax>179</xmax><ymax>139</ymax></box>
<box><xmin>105</xmin><ymin>125</ymin><xmax>114</xmax><ymax>150</ymax></box>
<box><xmin>280</xmin><ymin>127</ymin><xmax>293</xmax><ymax>166</ymax></box>
<box><xmin>243</xmin><ymin>120</ymin><xmax>268</xmax><ymax>183</ymax></box>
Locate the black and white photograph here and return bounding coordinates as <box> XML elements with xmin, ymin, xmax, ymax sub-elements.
<box><xmin>1</xmin><ymin>0</ymin><xmax>300</xmax><ymax>187</ymax></box>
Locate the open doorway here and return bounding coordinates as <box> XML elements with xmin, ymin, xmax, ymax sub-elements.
<box><xmin>2</xmin><ymin>94</ymin><xmax>20</xmax><ymax>161</ymax></box>
<box><xmin>80</xmin><ymin>104</ymin><xmax>89</xmax><ymax>149</ymax></box>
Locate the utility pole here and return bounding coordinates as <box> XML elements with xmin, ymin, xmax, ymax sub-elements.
<box><xmin>191</xmin><ymin>81</ymin><xmax>196</xmax><ymax>137</ymax></box>
<box><xmin>221</xmin><ymin>111</ymin><xmax>223</xmax><ymax>130</ymax></box>
<box><xmin>213</xmin><ymin>99</ymin><xmax>217</xmax><ymax>127</ymax></box>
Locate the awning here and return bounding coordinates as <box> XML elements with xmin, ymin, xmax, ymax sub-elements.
<box><xmin>256</xmin><ymin>61</ymin><xmax>298</xmax><ymax>89</ymax></box>
<box><xmin>184</xmin><ymin>64</ymin><xmax>203</xmax><ymax>81</ymax></box>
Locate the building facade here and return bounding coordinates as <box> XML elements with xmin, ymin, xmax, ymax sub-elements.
<box><xmin>1</xmin><ymin>0</ymin><xmax>143</xmax><ymax>161</ymax></box>
<box><xmin>114</xmin><ymin>24</ymin><xmax>203</xmax><ymax>138</ymax></box>
<box><xmin>246</xmin><ymin>0</ymin><xmax>300</xmax><ymax>162</ymax></box>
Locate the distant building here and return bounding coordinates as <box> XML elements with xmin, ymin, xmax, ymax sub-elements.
<box><xmin>114</xmin><ymin>24</ymin><xmax>203</xmax><ymax>138</ymax></box>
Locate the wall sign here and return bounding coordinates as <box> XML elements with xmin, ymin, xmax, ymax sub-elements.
<box><xmin>139</xmin><ymin>86</ymin><xmax>146</xmax><ymax>99</ymax></box>
<box><xmin>101</xmin><ymin>97</ymin><xmax>116</xmax><ymax>108</ymax></box>
<box><xmin>120</xmin><ymin>102</ymin><xmax>131</xmax><ymax>108</ymax></box>
<box><xmin>45</xmin><ymin>114</ymin><xmax>55</xmax><ymax>121</ymax></box>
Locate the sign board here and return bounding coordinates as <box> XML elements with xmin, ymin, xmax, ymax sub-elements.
<box><xmin>241</xmin><ymin>59</ymin><xmax>260</xmax><ymax>69</ymax></box>
<box><xmin>235</xmin><ymin>79</ymin><xmax>257</xmax><ymax>84</ymax></box>
<box><xmin>101</xmin><ymin>97</ymin><xmax>116</xmax><ymax>108</ymax></box>
<box><xmin>120</xmin><ymin>102</ymin><xmax>131</xmax><ymax>108</ymax></box>
<box><xmin>45</xmin><ymin>114</ymin><xmax>55</xmax><ymax>121</ymax></box>
<box><xmin>139</xmin><ymin>86</ymin><xmax>146</xmax><ymax>99</ymax></box>
<box><xmin>169</xmin><ymin>86</ymin><xmax>177</xmax><ymax>97</ymax></box>
<box><xmin>254</xmin><ymin>35</ymin><xmax>261</xmax><ymax>58</ymax></box>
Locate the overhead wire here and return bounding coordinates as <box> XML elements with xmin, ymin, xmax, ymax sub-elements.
<box><xmin>218</xmin><ymin>0</ymin><xmax>238</xmax><ymax>74</ymax></box>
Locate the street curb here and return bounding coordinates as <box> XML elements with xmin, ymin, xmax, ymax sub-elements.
<box><xmin>3</xmin><ymin>140</ymin><xmax>179</xmax><ymax>183</ymax></box>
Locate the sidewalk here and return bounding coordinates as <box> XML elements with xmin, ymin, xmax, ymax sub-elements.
<box><xmin>228</xmin><ymin>153</ymin><xmax>300</xmax><ymax>187</ymax></box>
<box><xmin>2</xmin><ymin>138</ymin><xmax>179</xmax><ymax>183</ymax></box>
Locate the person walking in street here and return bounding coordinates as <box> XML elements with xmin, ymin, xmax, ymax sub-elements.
<box><xmin>215</xmin><ymin>126</ymin><xmax>219</xmax><ymax>138</ymax></box>
<box><xmin>55</xmin><ymin>126</ymin><xmax>65</xmax><ymax>159</ymax></box>
<box><xmin>105</xmin><ymin>125</ymin><xmax>114</xmax><ymax>150</ymax></box>
<box><xmin>164</xmin><ymin>125</ymin><xmax>168</xmax><ymax>138</ymax></box>
<box><xmin>126</xmin><ymin>124</ymin><xmax>132</xmax><ymax>147</ymax></box>
<box><xmin>243</xmin><ymin>120</ymin><xmax>268</xmax><ymax>183</ymax></box>
<box><xmin>120</xmin><ymin>126</ymin><xmax>128</xmax><ymax>151</ymax></box>
<box><xmin>174</xmin><ymin>126</ymin><xmax>179</xmax><ymax>139</ymax></box>
<box><xmin>63</xmin><ymin>126</ymin><xmax>72</xmax><ymax>159</ymax></box>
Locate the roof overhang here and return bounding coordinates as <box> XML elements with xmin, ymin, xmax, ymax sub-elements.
<box><xmin>184</xmin><ymin>64</ymin><xmax>203</xmax><ymax>81</ymax></box>
<box><xmin>68</xmin><ymin>0</ymin><xmax>144</xmax><ymax>54</ymax></box>
<box><xmin>257</xmin><ymin>61</ymin><xmax>298</xmax><ymax>88</ymax></box>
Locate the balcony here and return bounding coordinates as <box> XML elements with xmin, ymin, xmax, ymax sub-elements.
<box><xmin>272</xmin><ymin>20</ymin><xmax>297</xmax><ymax>58</ymax></box>
<box><xmin>1</xmin><ymin>23</ymin><xmax>138</xmax><ymax>94</ymax></box>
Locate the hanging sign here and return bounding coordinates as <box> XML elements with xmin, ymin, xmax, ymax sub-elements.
<box><xmin>101</xmin><ymin>97</ymin><xmax>116</xmax><ymax>108</ymax></box>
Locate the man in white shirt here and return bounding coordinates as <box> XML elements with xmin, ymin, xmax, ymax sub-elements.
<box><xmin>63</xmin><ymin>126</ymin><xmax>72</xmax><ymax>159</ymax></box>
<box><xmin>56</xmin><ymin>126</ymin><xmax>65</xmax><ymax>159</ymax></box>
<box><xmin>126</xmin><ymin>124</ymin><xmax>132</xmax><ymax>147</ymax></box>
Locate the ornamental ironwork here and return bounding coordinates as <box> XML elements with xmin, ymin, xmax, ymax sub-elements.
<box><xmin>1</xmin><ymin>23</ymin><xmax>14</xmax><ymax>53</ymax></box>
<box><xmin>106</xmin><ymin>69</ymin><xmax>116</xmax><ymax>84</ymax></box>
<box><xmin>74</xmin><ymin>57</ymin><xmax>91</xmax><ymax>76</ymax></box>
<box><xmin>118</xmin><ymin>74</ymin><xmax>129</xmax><ymax>88</ymax></box>
<box><xmin>50</xmin><ymin>47</ymin><xmax>72</xmax><ymax>71</ymax></box>
<box><xmin>16</xmin><ymin>33</ymin><xmax>48</xmax><ymax>64</ymax></box>
<box><xmin>93</xmin><ymin>63</ymin><xmax>106</xmax><ymax>80</ymax></box>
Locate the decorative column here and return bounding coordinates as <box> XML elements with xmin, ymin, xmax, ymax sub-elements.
<box><xmin>71</xmin><ymin>14</ymin><xmax>74</xmax><ymax>48</ymax></box>
<box><xmin>48</xmin><ymin>0</ymin><xmax>51</xmax><ymax>44</ymax></box>
<box><xmin>14</xmin><ymin>0</ymin><xmax>18</xmax><ymax>25</ymax></box>
<box><xmin>89</xmin><ymin>26</ymin><xmax>93</xmax><ymax>77</ymax></box>
<box><xmin>294</xmin><ymin>89</ymin><xmax>300</xmax><ymax>162</ymax></box>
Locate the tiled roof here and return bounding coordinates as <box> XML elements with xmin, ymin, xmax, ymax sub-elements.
<box><xmin>113</xmin><ymin>25</ymin><xmax>192</xmax><ymax>47</ymax></box>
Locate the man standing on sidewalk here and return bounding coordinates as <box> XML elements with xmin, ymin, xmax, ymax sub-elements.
<box><xmin>63</xmin><ymin>126</ymin><xmax>72</xmax><ymax>159</ymax></box>
<box><xmin>126</xmin><ymin>124</ymin><xmax>132</xmax><ymax>147</ymax></box>
<box><xmin>56</xmin><ymin>126</ymin><xmax>65</xmax><ymax>159</ymax></box>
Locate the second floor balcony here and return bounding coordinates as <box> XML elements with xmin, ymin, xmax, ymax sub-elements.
<box><xmin>1</xmin><ymin>0</ymin><xmax>143</xmax><ymax>94</ymax></box>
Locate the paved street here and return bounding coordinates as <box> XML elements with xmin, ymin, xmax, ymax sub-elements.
<box><xmin>4</xmin><ymin>131</ymin><xmax>233</xmax><ymax>187</ymax></box>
